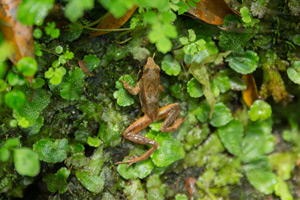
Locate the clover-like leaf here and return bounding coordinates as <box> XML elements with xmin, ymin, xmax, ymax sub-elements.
<box><xmin>287</xmin><ymin>61</ymin><xmax>300</xmax><ymax>84</ymax></box>
<box><xmin>226</xmin><ymin>50</ymin><xmax>259</xmax><ymax>74</ymax></box>
<box><xmin>65</xmin><ymin>0</ymin><xmax>94</xmax><ymax>22</ymax></box>
<box><xmin>148</xmin><ymin>131</ymin><xmax>185</xmax><ymax>167</ymax></box>
<box><xmin>117</xmin><ymin>158</ymin><xmax>154</xmax><ymax>180</ymax></box>
<box><xmin>5</xmin><ymin>90</ymin><xmax>25</xmax><ymax>112</ymax></box>
<box><xmin>83</xmin><ymin>55</ymin><xmax>100</xmax><ymax>72</ymax></box>
<box><xmin>14</xmin><ymin>148</ymin><xmax>40</xmax><ymax>177</ymax></box>
<box><xmin>210</xmin><ymin>103</ymin><xmax>233</xmax><ymax>127</ymax></box>
<box><xmin>60</xmin><ymin>67</ymin><xmax>85</xmax><ymax>100</ymax></box>
<box><xmin>33</xmin><ymin>138</ymin><xmax>69</xmax><ymax>163</ymax></box>
<box><xmin>124</xmin><ymin>179</ymin><xmax>146</xmax><ymax>200</ymax></box>
<box><xmin>0</xmin><ymin>148</ymin><xmax>11</xmax><ymax>162</ymax></box>
<box><xmin>187</xmin><ymin>78</ymin><xmax>203</xmax><ymax>98</ymax></box>
<box><xmin>217</xmin><ymin>120</ymin><xmax>243</xmax><ymax>156</ymax></box>
<box><xmin>146</xmin><ymin>174</ymin><xmax>166</xmax><ymax>200</ymax></box>
<box><xmin>113</xmin><ymin>75</ymin><xmax>135</xmax><ymax>107</ymax></box>
<box><xmin>17</xmin><ymin>0</ymin><xmax>54</xmax><ymax>25</ymax></box>
<box><xmin>248</xmin><ymin>100</ymin><xmax>272</xmax><ymax>121</ymax></box>
<box><xmin>87</xmin><ymin>137</ymin><xmax>101</xmax><ymax>147</ymax></box>
<box><xmin>161</xmin><ymin>55</ymin><xmax>181</xmax><ymax>76</ymax></box>
<box><xmin>98</xmin><ymin>123</ymin><xmax>122</xmax><ymax>147</ymax></box>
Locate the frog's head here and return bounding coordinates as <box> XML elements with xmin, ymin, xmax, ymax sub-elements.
<box><xmin>144</xmin><ymin>57</ymin><xmax>160</xmax><ymax>72</ymax></box>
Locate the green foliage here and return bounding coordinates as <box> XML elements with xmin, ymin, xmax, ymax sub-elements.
<box><xmin>113</xmin><ymin>75</ymin><xmax>135</xmax><ymax>107</ymax></box>
<box><xmin>274</xmin><ymin>177</ymin><xmax>293</xmax><ymax>200</ymax></box>
<box><xmin>175</xmin><ymin>194</ymin><xmax>188</xmax><ymax>200</ymax></box>
<box><xmin>180</xmin><ymin>29</ymin><xmax>206</xmax><ymax>56</ymax></box>
<box><xmin>187</xmin><ymin>78</ymin><xmax>203</xmax><ymax>98</ymax></box>
<box><xmin>147</xmin><ymin>131</ymin><xmax>185</xmax><ymax>167</ymax></box>
<box><xmin>87</xmin><ymin>137</ymin><xmax>102</xmax><ymax>147</ymax></box>
<box><xmin>43</xmin><ymin>167</ymin><xmax>70</xmax><ymax>194</ymax></box>
<box><xmin>217</xmin><ymin>120</ymin><xmax>243</xmax><ymax>156</ymax></box>
<box><xmin>17</xmin><ymin>57</ymin><xmax>38</xmax><ymax>77</ymax></box>
<box><xmin>98</xmin><ymin>123</ymin><xmax>122</xmax><ymax>147</ymax></box>
<box><xmin>175</xmin><ymin>0</ymin><xmax>200</xmax><ymax>15</ymax></box>
<box><xmin>124</xmin><ymin>179</ymin><xmax>146</xmax><ymax>200</ymax></box>
<box><xmin>33</xmin><ymin>28</ymin><xmax>43</xmax><ymax>39</ymax></box>
<box><xmin>226</xmin><ymin>51</ymin><xmax>259</xmax><ymax>74</ymax></box>
<box><xmin>75</xmin><ymin>170</ymin><xmax>104</xmax><ymax>193</ymax></box>
<box><xmin>161</xmin><ymin>54</ymin><xmax>181</xmax><ymax>76</ymax></box>
<box><xmin>287</xmin><ymin>61</ymin><xmax>300</xmax><ymax>84</ymax></box>
<box><xmin>65</xmin><ymin>0</ymin><xmax>94</xmax><ymax>22</ymax></box>
<box><xmin>4</xmin><ymin>90</ymin><xmax>25</xmax><ymax>112</ymax></box>
<box><xmin>98</xmin><ymin>0</ymin><xmax>136</xmax><ymax>18</ymax></box>
<box><xmin>210</xmin><ymin>103</ymin><xmax>233</xmax><ymax>127</ymax></box>
<box><xmin>240</xmin><ymin>7</ymin><xmax>259</xmax><ymax>27</ymax></box>
<box><xmin>269</xmin><ymin>153</ymin><xmax>296</xmax><ymax>180</ymax></box>
<box><xmin>60</xmin><ymin>67</ymin><xmax>85</xmax><ymax>100</ymax></box>
<box><xmin>248</xmin><ymin>100</ymin><xmax>272</xmax><ymax>121</ymax></box>
<box><xmin>55</xmin><ymin>46</ymin><xmax>63</xmax><ymax>54</ymax></box>
<box><xmin>14</xmin><ymin>148</ymin><xmax>40</xmax><ymax>177</ymax></box>
<box><xmin>33</xmin><ymin>138</ymin><xmax>69</xmax><ymax>163</ymax></box>
<box><xmin>146</xmin><ymin>174</ymin><xmax>166</xmax><ymax>200</ymax></box>
<box><xmin>83</xmin><ymin>54</ymin><xmax>100</xmax><ymax>72</ymax></box>
<box><xmin>117</xmin><ymin>158</ymin><xmax>154</xmax><ymax>180</ymax></box>
<box><xmin>45</xmin><ymin>67</ymin><xmax>67</xmax><ymax>85</ymax></box>
<box><xmin>17</xmin><ymin>0</ymin><xmax>54</xmax><ymax>25</ymax></box>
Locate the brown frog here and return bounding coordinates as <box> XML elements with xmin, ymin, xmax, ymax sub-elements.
<box><xmin>115</xmin><ymin>57</ymin><xmax>184</xmax><ymax>166</ymax></box>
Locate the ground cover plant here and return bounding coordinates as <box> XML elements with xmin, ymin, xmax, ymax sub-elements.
<box><xmin>1</xmin><ymin>0</ymin><xmax>300</xmax><ymax>199</ymax></box>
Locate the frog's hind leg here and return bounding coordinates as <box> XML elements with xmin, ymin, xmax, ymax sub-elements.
<box><xmin>115</xmin><ymin>115</ymin><xmax>158</xmax><ymax>166</ymax></box>
<box><xmin>158</xmin><ymin>103</ymin><xmax>184</xmax><ymax>133</ymax></box>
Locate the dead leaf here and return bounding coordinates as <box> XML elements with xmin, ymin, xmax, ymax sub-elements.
<box><xmin>78</xmin><ymin>60</ymin><xmax>94</xmax><ymax>76</ymax></box>
<box><xmin>242</xmin><ymin>74</ymin><xmax>258</xmax><ymax>107</ymax></box>
<box><xmin>188</xmin><ymin>0</ymin><xmax>238</xmax><ymax>25</ymax></box>
<box><xmin>89</xmin><ymin>5</ymin><xmax>137</xmax><ymax>38</ymax></box>
<box><xmin>0</xmin><ymin>0</ymin><xmax>35</xmax><ymax>65</ymax></box>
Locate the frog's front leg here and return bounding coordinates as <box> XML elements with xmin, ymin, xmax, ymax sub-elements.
<box><xmin>115</xmin><ymin>115</ymin><xmax>158</xmax><ymax>166</ymax></box>
<box><xmin>157</xmin><ymin>103</ymin><xmax>184</xmax><ymax>132</ymax></box>
<box><xmin>122</xmin><ymin>78</ymin><xmax>140</xmax><ymax>95</ymax></box>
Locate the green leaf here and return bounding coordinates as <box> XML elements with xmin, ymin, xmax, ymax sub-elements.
<box><xmin>274</xmin><ymin>177</ymin><xmax>293</xmax><ymax>200</ymax></box>
<box><xmin>5</xmin><ymin>90</ymin><xmax>25</xmax><ymax>111</ymax></box>
<box><xmin>210</xmin><ymin>103</ymin><xmax>233</xmax><ymax>127</ymax></box>
<box><xmin>161</xmin><ymin>55</ymin><xmax>181</xmax><ymax>76</ymax></box>
<box><xmin>117</xmin><ymin>158</ymin><xmax>154</xmax><ymax>180</ymax></box>
<box><xmin>146</xmin><ymin>174</ymin><xmax>166</xmax><ymax>200</ymax></box>
<box><xmin>214</xmin><ymin>70</ymin><xmax>231</xmax><ymax>93</ymax></box>
<box><xmin>17</xmin><ymin>0</ymin><xmax>54</xmax><ymax>25</ymax></box>
<box><xmin>292</xmin><ymin>34</ymin><xmax>300</xmax><ymax>46</ymax></box>
<box><xmin>55</xmin><ymin>46</ymin><xmax>63</xmax><ymax>54</ymax></box>
<box><xmin>33</xmin><ymin>28</ymin><xmax>43</xmax><ymax>39</ymax></box>
<box><xmin>244</xmin><ymin>156</ymin><xmax>277</xmax><ymax>195</ymax></box>
<box><xmin>33</xmin><ymin>138</ymin><xmax>69</xmax><ymax>163</ymax></box>
<box><xmin>226</xmin><ymin>51</ymin><xmax>259</xmax><ymax>74</ymax></box>
<box><xmin>60</xmin><ymin>67</ymin><xmax>85</xmax><ymax>100</ymax></box>
<box><xmin>287</xmin><ymin>61</ymin><xmax>300</xmax><ymax>84</ymax></box>
<box><xmin>4</xmin><ymin>138</ymin><xmax>20</xmax><ymax>148</ymax></box>
<box><xmin>61</xmin><ymin>23</ymin><xmax>83</xmax><ymax>42</ymax></box>
<box><xmin>32</xmin><ymin>78</ymin><xmax>45</xmax><ymax>89</ymax></box>
<box><xmin>65</xmin><ymin>0</ymin><xmax>94</xmax><ymax>22</ymax></box>
<box><xmin>0</xmin><ymin>148</ymin><xmax>11</xmax><ymax>162</ymax></box>
<box><xmin>241</xmin><ymin>120</ymin><xmax>275</xmax><ymax>162</ymax></box>
<box><xmin>149</xmin><ymin>131</ymin><xmax>185</xmax><ymax>167</ymax></box>
<box><xmin>217</xmin><ymin>120</ymin><xmax>243</xmax><ymax>156</ymax></box>
<box><xmin>175</xmin><ymin>194</ymin><xmax>188</xmax><ymax>200</ymax></box>
<box><xmin>98</xmin><ymin>123</ymin><xmax>122</xmax><ymax>147</ymax></box>
<box><xmin>124</xmin><ymin>179</ymin><xmax>146</xmax><ymax>200</ymax></box>
<box><xmin>7</xmin><ymin>72</ymin><xmax>20</xmax><ymax>86</ymax></box>
<box><xmin>187</xmin><ymin>78</ymin><xmax>203</xmax><ymax>98</ymax></box>
<box><xmin>17</xmin><ymin>57</ymin><xmax>38</xmax><ymax>77</ymax></box>
<box><xmin>113</xmin><ymin>75</ymin><xmax>135</xmax><ymax>107</ymax></box>
<box><xmin>240</xmin><ymin>7</ymin><xmax>252</xmax><ymax>24</ymax></box>
<box><xmin>19</xmin><ymin>87</ymin><xmax>51</xmax><ymax>126</ymax></box>
<box><xmin>269</xmin><ymin>152</ymin><xmax>297</xmax><ymax>180</ymax></box>
<box><xmin>43</xmin><ymin>167</ymin><xmax>70</xmax><ymax>194</ymax></box>
<box><xmin>87</xmin><ymin>137</ymin><xmax>101</xmax><ymax>147</ymax></box>
<box><xmin>248</xmin><ymin>100</ymin><xmax>272</xmax><ymax>121</ymax></box>
<box><xmin>75</xmin><ymin>171</ymin><xmax>104</xmax><ymax>193</ymax></box>
<box><xmin>14</xmin><ymin>148</ymin><xmax>40</xmax><ymax>177</ymax></box>
<box><xmin>195</xmin><ymin>100</ymin><xmax>210</xmax><ymax>123</ymax></box>
<box><xmin>83</xmin><ymin>54</ymin><xmax>100</xmax><ymax>72</ymax></box>
<box><xmin>99</xmin><ymin>0</ymin><xmax>135</xmax><ymax>18</ymax></box>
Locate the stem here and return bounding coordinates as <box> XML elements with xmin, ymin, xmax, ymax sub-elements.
<box><xmin>40</xmin><ymin>47</ymin><xmax>59</xmax><ymax>56</ymax></box>
<box><xmin>80</xmin><ymin>26</ymin><xmax>133</xmax><ymax>32</ymax></box>
<box><xmin>84</xmin><ymin>12</ymin><xmax>110</xmax><ymax>27</ymax></box>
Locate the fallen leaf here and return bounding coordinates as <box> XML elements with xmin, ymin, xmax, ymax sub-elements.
<box><xmin>242</xmin><ymin>74</ymin><xmax>258</xmax><ymax>107</ymax></box>
<box><xmin>78</xmin><ymin>60</ymin><xmax>94</xmax><ymax>76</ymax></box>
<box><xmin>89</xmin><ymin>5</ymin><xmax>137</xmax><ymax>38</ymax></box>
<box><xmin>188</xmin><ymin>0</ymin><xmax>238</xmax><ymax>25</ymax></box>
<box><xmin>0</xmin><ymin>0</ymin><xmax>35</xmax><ymax>65</ymax></box>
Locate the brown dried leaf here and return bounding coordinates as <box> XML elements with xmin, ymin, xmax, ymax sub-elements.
<box><xmin>0</xmin><ymin>0</ymin><xmax>35</xmax><ymax>65</ymax></box>
<box><xmin>78</xmin><ymin>60</ymin><xmax>94</xmax><ymax>76</ymax></box>
<box><xmin>188</xmin><ymin>0</ymin><xmax>238</xmax><ymax>25</ymax></box>
<box><xmin>242</xmin><ymin>74</ymin><xmax>258</xmax><ymax>107</ymax></box>
<box><xmin>89</xmin><ymin>6</ymin><xmax>137</xmax><ymax>38</ymax></box>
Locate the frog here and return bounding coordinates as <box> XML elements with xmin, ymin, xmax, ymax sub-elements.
<box><xmin>115</xmin><ymin>57</ymin><xmax>184</xmax><ymax>166</ymax></box>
